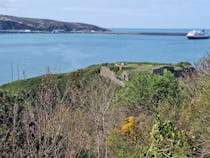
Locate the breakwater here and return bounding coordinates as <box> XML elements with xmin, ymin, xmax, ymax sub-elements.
<box><xmin>92</xmin><ymin>31</ymin><xmax>187</xmax><ymax>36</ymax></box>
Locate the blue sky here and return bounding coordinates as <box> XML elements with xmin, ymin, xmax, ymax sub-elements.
<box><xmin>0</xmin><ymin>0</ymin><xmax>210</xmax><ymax>28</ymax></box>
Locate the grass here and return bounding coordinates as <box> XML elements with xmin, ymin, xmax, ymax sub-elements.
<box><xmin>0</xmin><ymin>62</ymin><xmax>191</xmax><ymax>93</ymax></box>
<box><xmin>0</xmin><ymin>76</ymin><xmax>42</xmax><ymax>92</ymax></box>
<box><xmin>125</xmin><ymin>62</ymin><xmax>167</xmax><ymax>73</ymax></box>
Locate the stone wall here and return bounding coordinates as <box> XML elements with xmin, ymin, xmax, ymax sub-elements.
<box><xmin>100</xmin><ymin>66</ymin><xmax>125</xmax><ymax>87</ymax></box>
<box><xmin>153</xmin><ymin>65</ymin><xmax>196</xmax><ymax>78</ymax></box>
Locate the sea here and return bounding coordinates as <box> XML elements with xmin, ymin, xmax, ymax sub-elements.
<box><xmin>0</xmin><ymin>28</ymin><xmax>210</xmax><ymax>85</ymax></box>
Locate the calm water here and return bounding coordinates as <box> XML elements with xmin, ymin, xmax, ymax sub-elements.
<box><xmin>0</xmin><ymin>29</ymin><xmax>210</xmax><ymax>85</ymax></box>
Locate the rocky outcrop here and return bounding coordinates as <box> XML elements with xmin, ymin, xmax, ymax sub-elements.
<box><xmin>175</xmin><ymin>67</ymin><xmax>196</xmax><ymax>78</ymax></box>
<box><xmin>100</xmin><ymin>66</ymin><xmax>125</xmax><ymax>87</ymax></box>
<box><xmin>153</xmin><ymin>65</ymin><xmax>196</xmax><ymax>77</ymax></box>
<box><xmin>153</xmin><ymin>66</ymin><xmax>175</xmax><ymax>75</ymax></box>
<box><xmin>0</xmin><ymin>15</ymin><xmax>109</xmax><ymax>32</ymax></box>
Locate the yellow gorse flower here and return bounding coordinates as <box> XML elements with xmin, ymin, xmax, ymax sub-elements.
<box><xmin>120</xmin><ymin>116</ymin><xmax>137</xmax><ymax>144</ymax></box>
<box><xmin>120</xmin><ymin>116</ymin><xmax>135</xmax><ymax>134</ymax></box>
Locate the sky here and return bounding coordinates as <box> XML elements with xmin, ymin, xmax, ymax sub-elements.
<box><xmin>0</xmin><ymin>0</ymin><xmax>210</xmax><ymax>28</ymax></box>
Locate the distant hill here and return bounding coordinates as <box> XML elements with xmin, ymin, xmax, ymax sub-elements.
<box><xmin>0</xmin><ymin>15</ymin><xmax>109</xmax><ymax>33</ymax></box>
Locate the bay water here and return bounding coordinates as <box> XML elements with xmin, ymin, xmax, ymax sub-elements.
<box><xmin>0</xmin><ymin>29</ymin><xmax>209</xmax><ymax>85</ymax></box>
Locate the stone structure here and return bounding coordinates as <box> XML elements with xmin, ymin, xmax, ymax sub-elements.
<box><xmin>175</xmin><ymin>67</ymin><xmax>196</xmax><ymax>77</ymax></box>
<box><xmin>152</xmin><ymin>66</ymin><xmax>174</xmax><ymax>75</ymax></box>
<box><xmin>100</xmin><ymin>66</ymin><xmax>125</xmax><ymax>87</ymax></box>
<box><xmin>115</xmin><ymin>62</ymin><xmax>127</xmax><ymax>70</ymax></box>
<box><xmin>121</xmin><ymin>71</ymin><xmax>129</xmax><ymax>81</ymax></box>
<box><xmin>153</xmin><ymin>65</ymin><xmax>196</xmax><ymax>78</ymax></box>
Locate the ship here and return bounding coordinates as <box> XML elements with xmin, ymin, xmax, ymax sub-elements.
<box><xmin>187</xmin><ymin>30</ymin><xmax>210</xmax><ymax>39</ymax></box>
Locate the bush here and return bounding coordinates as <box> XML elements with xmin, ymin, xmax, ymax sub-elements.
<box><xmin>147</xmin><ymin>114</ymin><xmax>194</xmax><ymax>158</ymax></box>
<box><xmin>176</xmin><ymin>62</ymin><xmax>192</xmax><ymax>68</ymax></box>
<box><xmin>116</xmin><ymin>71</ymin><xmax>182</xmax><ymax>111</ymax></box>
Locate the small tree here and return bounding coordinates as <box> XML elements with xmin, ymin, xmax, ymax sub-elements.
<box><xmin>146</xmin><ymin>114</ymin><xmax>195</xmax><ymax>158</ymax></box>
<box><xmin>195</xmin><ymin>53</ymin><xmax>210</xmax><ymax>75</ymax></box>
<box><xmin>85</xmin><ymin>76</ymin><xmax>116</xmax><ymax>158</ymax></box>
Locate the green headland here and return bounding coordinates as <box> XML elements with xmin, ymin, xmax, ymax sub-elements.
<box><xmin>0</xmin><ymin>60</ymin><xmax>209</xmax><ymax>157</ymax></box>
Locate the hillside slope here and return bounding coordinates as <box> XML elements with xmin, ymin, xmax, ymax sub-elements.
<box><xmin>0</xmin><ymin>15</ymin><xmax>108</xmax><ymax>32</ymax></box>
<box><xmin>0</xmin><ymin>60</ymin><xmax>209</xmax><ymax>157</ymax></box>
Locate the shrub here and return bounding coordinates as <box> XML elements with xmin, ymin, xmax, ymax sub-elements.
<box><xmin>146</xmin><ymin>114</ymin><xmax>194</xmax><ymax>158</ymax></box>
<box><xmin>116</xmin><ymin>71</ymin><xmax>182</xmax><ymax>111</ymax></box>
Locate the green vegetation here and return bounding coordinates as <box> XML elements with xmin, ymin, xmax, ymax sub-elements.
<box><xmin>0</xmin><ymin>60</ymin><xmax>209</xmax><ymax>157</ymax></box>
<box><xmin>116</xmin><ymin>71</ymin><xmax>181</xmax><ymax>111</ymax></box>
<box><xmin>0</xmin><ymin>14</ymin><xmax>109</xmax><ymax>32</ymax></box>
